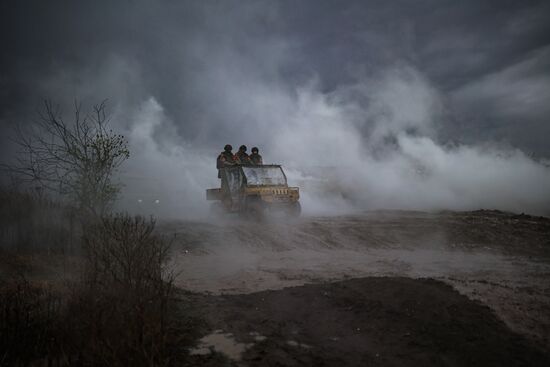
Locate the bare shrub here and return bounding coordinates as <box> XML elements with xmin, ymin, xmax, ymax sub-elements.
<box><xmin>69</xmin><ymin>213</ymin><xmax>179</xmax><ymax>365</ymax></box>
<box><xmin>0</xmin><ymin>213</ymin><xmax>187</xmax><ymax>366</ymax></box>
<box><xmin>5</xmin><ymin>100</ymin><xmax>129</xmax><ymax>217</ymax></box>
<box><xmin>82</xmin><ymin>214</ymin><xmax>171</xmax><ymax>290</ymax></box>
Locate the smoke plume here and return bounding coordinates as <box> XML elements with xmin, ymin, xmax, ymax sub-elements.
<box><xmin>1</xmin><ymin>1</ymin><xmax>549</xmax><ymax>217</ymax></box>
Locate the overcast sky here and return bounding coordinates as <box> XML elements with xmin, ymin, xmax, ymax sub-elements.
<box><xmin>1</xmin><ymin>0</ymin><xmax>549</xmax><ymax>155</ymax></box>
<box><xmin>1</xmin><ymin>0</ymin><xmax>549</xmax><ymax>215</ymax></box>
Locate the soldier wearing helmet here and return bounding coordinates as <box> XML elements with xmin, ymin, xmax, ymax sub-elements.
<box><xmin>217</xmin><ymin>144</ymin><xmax>236</xmax><ymax>178</ymax></box>
<box><xmin>234</xmin><ymin>145</ymin><xmax>252</xmax><ymax>165</ymax></box>
<box><xmin>250</xmin><ymin>147</ymin><xmax>263</xmax><ymax>165</ymax></box>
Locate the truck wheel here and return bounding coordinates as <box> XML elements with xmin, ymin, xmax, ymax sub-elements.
<box><xmin>246</xmin><ymin>200</ymin><xmax>265</xmax><ymax>221</ymax></box>
<box><xmin>209</xmin><ymin>202</ymin><xmax>225</xmax><ymax>217</ymax></box>
<box><xmin>287</xmin><ymin>202</ymin><xmax>301</xmax><ymax>217</ymax></box>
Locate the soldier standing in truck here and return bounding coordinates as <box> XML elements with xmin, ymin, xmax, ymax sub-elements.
<box><xmin>250</xmin><ymin>147</ymin><xmax>263</xmax><ymax>165</ymax></box>
<box><xmin>217</xmin><ymin>144</ymin><xmax>236</xmax><ymax>178</ymax></box>
<box><xmin>234</xmin><ymin>145</ymin><xmax>252</xmax><ymax>165</ymax></box>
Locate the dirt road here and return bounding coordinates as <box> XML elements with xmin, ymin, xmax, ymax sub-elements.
<box><xmin>162</xmin><ymin>210</ymin><xmax>550</xmax><ymax>364</ymax></box>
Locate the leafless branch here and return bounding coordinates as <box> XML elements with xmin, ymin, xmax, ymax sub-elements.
<box><xmin>4</xmin><ymin>100</ymin><xmax>130</xmax><ymax>217</ymax></box>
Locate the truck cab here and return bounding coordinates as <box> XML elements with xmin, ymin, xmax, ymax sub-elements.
<box><xmin>206</xmin><ymin>164</ymin><xmax>301</xmax><ymax>217</ymax></box>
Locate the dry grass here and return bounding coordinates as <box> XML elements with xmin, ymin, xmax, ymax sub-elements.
<box><xmin>0</xmin><ymin>188</ymin><xmax>78</xmax><ymax>254</ymax></box>
<box><xmin>0</xmin><ymin>276</ymin><xmax>64</xmax><ymax>366</ymax></box>
<box><xmin>0</xmin><ymin>191</ymin><xmax>190</xmax><ymax>366</ymax></box>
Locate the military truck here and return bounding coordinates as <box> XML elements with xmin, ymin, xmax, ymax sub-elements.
<box><xmin>206</xmin><ymin>164</ymin><xmax>301</xmax><ymax>217</ymax></box>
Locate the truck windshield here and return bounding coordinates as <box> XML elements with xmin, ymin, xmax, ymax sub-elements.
<box><xmin>242</xmin><ymin>166</ymin><xmax>286</xmax><ymax>186</ymax></box>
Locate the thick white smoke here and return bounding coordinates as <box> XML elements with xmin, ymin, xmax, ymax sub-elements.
<box><xmin>114</xmin><ymin>98</ymin><xmax>217</xmax><ymax>218</ymax></box>
<box><xmin>2</xmin><ymin>2</ymin><xmax>550</xmax><ymax>218</ymax></box>
<box><xmin>112</xmin><ymin>64</ymin><xmax>550</xmax><ymax>218</ymax></box>
<box><xmin>10</xmin><ymin>1</ymin><xmax>546</xmax><ymax>218</ymax></box>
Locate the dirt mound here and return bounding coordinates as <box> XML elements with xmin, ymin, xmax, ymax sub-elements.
<box><xmin>185</xmin><ymin>277</ymin><xmax>550</xmax><ymax>366</ymax></box>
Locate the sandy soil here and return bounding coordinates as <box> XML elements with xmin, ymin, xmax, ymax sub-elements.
<box><xmin>161</xmin><ymin>210</ymin><xmax>550</xmax><ymax>363</ymax></box>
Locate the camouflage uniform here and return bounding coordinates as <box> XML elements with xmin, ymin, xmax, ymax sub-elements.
<box><xmin>234</xmin><ymin>151</ymin><xmax>252</xmax><ymax>165</ymax></box>
<box><xmin>250</xmin><ymin>152</ymin><xmax>263</xmax><ymax>165</ymax></box>
<box><xmin>217</xmin><ymin>151</ymin><xmax>235</xmax><ymax>178</ymax></box>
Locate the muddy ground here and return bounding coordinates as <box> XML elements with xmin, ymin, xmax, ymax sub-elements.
<box><xmin>161</xmin><ymin>210</ymin><xmax>550</xmax><ymax>365</ymax></box>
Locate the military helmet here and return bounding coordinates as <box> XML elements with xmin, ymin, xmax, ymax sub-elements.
<box><xmin>251</xmin><ymin>147</ymin><xmax>259</xmax><ymax>153</ymax></box>
<box><xmin>224</xmin><ymin>144</ymin><xmax>232</xmax><ymax>152</ymax></box>
<box><xmin>239</xmin><ymin>145</ymin><xmax>247</xmax><ymax>152</ymax></box>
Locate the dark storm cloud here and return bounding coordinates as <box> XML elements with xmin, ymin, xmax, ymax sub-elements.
<box><xmin>2</xmin><ymin>0</ymin><xmax>549</xmax><ymax>152</ymax></box>
<box><xmin>1</xmin><ymin>0</ymin><xmax>550</xmax><ymax>216</ymax></box>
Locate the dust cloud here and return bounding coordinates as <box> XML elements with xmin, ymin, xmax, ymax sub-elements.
<box><xmin>114</xmin><ymin>64</ymin><xmax>550</xmax><ymax>218</ymax></box>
